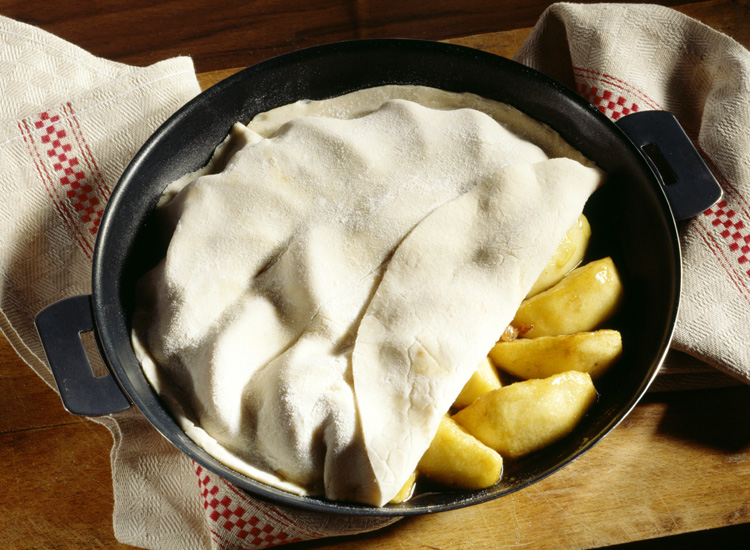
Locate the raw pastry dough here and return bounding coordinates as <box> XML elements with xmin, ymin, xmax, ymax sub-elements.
<box><xmin>353</xmin><ymin>159</ymin><xmax>601</xmax><ymax>503</ymax></box>
<box><xmin>132</xmin><ymin>85</ymin><xmax>604</xmax><ymax>505</ymax></box>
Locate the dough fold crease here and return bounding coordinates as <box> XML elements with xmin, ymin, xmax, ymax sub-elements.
<box><xmin>131</xmin><ymin>86</ymin><xmax>604</xmax><ymax>505</ymax></box>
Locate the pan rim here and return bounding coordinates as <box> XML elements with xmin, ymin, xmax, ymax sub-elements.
<box><xmin>90</xmin><ymin>38</ymin><xmax>680</xmax><ymax>516</ymax></box>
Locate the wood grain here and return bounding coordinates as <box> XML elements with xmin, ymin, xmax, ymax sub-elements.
<box><xmin>0</xmin><ymin>419</ymin><xmax>132</xmax><ymax>550</ymax></box>
<box><xmin>1</xmin><ymin>1</ymin><xmax>749</xmax><ymax>549</ymax></box>
<box><xmin>0</xmin><ymin>0</ymin><xmax>709</xmax><ymax>73</ymax></box>
<box><xmin>295</xmin><ymin>386</ymin><xmax>750</xmax><ymax>549</ymax></box>
<box><xmin>195</xmin><ymin>0</ymin><xmax>750</xmax><ymax>93</ymax></box>
<box><xmin>0</xmin><ymin>335</ymin><xmax>84</xmax><ymax>433</ymax></box>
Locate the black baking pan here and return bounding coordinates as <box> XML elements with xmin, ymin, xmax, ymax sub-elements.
<box><xmin>35</xmin><ymin>39</ymin><xmax>721</xmax><ymax>515</ymax></box>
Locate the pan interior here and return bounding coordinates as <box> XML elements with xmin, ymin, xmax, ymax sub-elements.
<box><xmin>92</xmin><ymin>39</ymin><xmax>679</xmax><ymax>515</ymax></box>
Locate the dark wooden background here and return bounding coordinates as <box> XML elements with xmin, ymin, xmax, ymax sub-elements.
<box><xmin>1</xmin><ymin>0</ymin><xmax>712</xmax><ymax>72</ymax></box>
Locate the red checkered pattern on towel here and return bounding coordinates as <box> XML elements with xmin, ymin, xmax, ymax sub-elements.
<box><xmin>575</xmin><ymin>83</ymin><xmax>640</xmax><ymax>120</ymax></box>
<box><xmin>17</xmin><ymin>102</ymin><xmax>110</xmax><ymax>259</ymax></box>
<box><xmin>195</xmin><ymin>463</ymin><xmax>322</xmax><ymax>549</ymax></box>
<box><xmin>573</xmin><ymin>67</ymin><xmax>750</xmax><ymax>303</ymax></box>
<box><xmin>703</xmin><ymin>199</ymin><xmax>750</xmax><ymax>283</ymax></box>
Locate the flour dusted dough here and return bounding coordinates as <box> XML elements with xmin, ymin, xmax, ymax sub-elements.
<box><xmin>132</xmin><ymin>86</ymin><xmax>604</xmax><ymax>505</ymax></box>
<box><xmin>353</xmin><ymin>159</ymin><xmax>601</xmax><ymax>503</ymax></box>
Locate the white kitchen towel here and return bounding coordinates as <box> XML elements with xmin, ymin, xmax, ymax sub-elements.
<box><xmin>0</xmin><ymin>15</ymin><xmax>396</xmax><ymax>550</ymax></box>
<box><xmin>514</xmin><ymin>2</ymin><xmax>750</xmax><ymax>384</ymax></box>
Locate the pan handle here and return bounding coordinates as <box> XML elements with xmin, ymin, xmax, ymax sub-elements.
<box><xmin>35</xmin><ymin>294</ymin><xmax>132</xmax><ymax>416</ymax></box>
<box><xmin>615</xmin><ymin>110</ymin><xmax>722</xmax><ymax>220</ymax></box>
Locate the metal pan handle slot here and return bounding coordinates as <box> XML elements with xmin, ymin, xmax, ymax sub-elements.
<box><xmin>35</xmin><ymin>294</ymin><xmax>132</xmax><ymax>416</ymax></box>
<box><xmin>616</xmin><ymin>110</ymin><xmax>723</xmax><ymax>221</ymax></box>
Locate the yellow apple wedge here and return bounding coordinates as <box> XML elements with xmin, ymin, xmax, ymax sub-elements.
<box><xmin>489</xmin><ymin>329</ymin><xmax>622</xmax><ymax>380</ymax></box>
<box><xmin>513</xmin><ymin>257</ymin><xmax>623</xmax><ymax>338</ymax></box>
<box><xmin>453</xmin><ymin>357</ymin><xmax>502</xmax><ymax>409</ymax></box>
<box><xmin>527</xmin><ymin>214</ymin><xmax>592</xmax><ymax>298</ymax></box>
<box><xmin>417</xmin><ymin>416</ymin><xmax>503</xmax><ymax>490</ymax></box>
<box><xmin>452</xmin><ymin>371</ymin><xmax>597</xmax><ymax>458</ymax></box>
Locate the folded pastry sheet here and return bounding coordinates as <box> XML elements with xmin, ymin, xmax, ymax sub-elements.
<box><xmin>132</xmin><ymin>86</ymin><xmax>603</xmax><ymax>505</ymax></box>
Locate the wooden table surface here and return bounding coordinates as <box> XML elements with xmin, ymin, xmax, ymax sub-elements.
<box><xmin>1</xmin><ymin>1</ymin><xmax>749</xmax><ymax>549</ymax></box>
